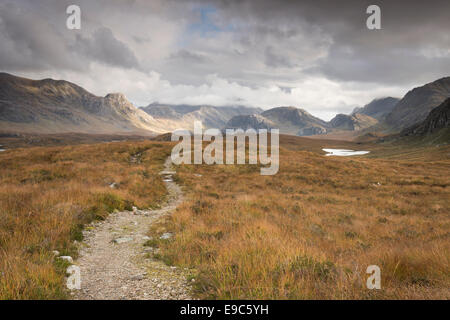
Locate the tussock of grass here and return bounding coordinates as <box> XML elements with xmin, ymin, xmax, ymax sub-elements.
<box><xmin>0</xmin><ymin>141</ymin><xmax>172</xmax><ymax>299</ymax></box>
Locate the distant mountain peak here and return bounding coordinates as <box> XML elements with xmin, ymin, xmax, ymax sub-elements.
<box><xmin>105</xmin><ymin>92</ymin><xmax>127</xmax><ymax>99</ymax></box>
<box><xmin>262</xmin><ymin>106</ymin><xmax>328</xmax><ymax>127</ymax></box>
<box><xmin>226</xmin><ymin>105</ymin><xmax>329</xmax><ymax>136</ymax></box>
<box><xmin>329</xmin><ymin>113</ymin><xmax>378</xmax><ymax>131</ymax></box>
<box><xmin>104</xmin><ymin>93</ymin><xmax>132</xmax><ymax>107</ymax></box>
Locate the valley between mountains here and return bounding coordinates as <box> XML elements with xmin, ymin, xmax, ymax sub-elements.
<box><xmin>0</xmin><ymin>72</ymin><xmax>449</xmax><ymax>300</ymax></box>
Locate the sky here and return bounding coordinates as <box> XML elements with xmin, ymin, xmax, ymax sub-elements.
<box><xmin>0</xmin><ymin>0</ymin><xmax>449</xmax><ymax>120</ymax></box>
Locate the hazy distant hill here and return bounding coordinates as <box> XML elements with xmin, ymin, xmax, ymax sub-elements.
<box><xmin>225</xmin><ymin>114</ymin><xmax>276</xmax><ymax>131</ymax></box>
<box><xmin>141</xmin><ymin>103</ymin><xmax>262</xmax><ymax>130</ymax></box>
<box><xmin>385</xmin><ymin>77</ymin><xmax>450</xmax><ymax>130</ymax></box>
<box><xmin>227</xmin><ymin>104</ymin><xmax>387</xmax><ymax>137</ymax></box>
<box><xmin>226</xmin><ymin>106</ymin><xmax>329</xmax><ymax>136</ymax></box>
<box><xmin>0</xmin><ymin>73</ymin><xmax>168</xmax><ymax>134</ymax></box>
<box><xmin>329</xmin><ymin>113</ymin><xmax>378</xmax><ymax>131</ymax></box>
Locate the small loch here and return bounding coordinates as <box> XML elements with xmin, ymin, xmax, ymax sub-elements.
<box><xmin>323</xmin><ymin>148</ymin><xmax>370</xmax><ymax>156</ymax></box>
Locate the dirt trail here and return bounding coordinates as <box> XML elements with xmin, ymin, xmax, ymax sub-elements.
<box><xmin>72</xmin><ymin>157</ymin><xmax>191</xmax><ymax>300</ymax></box>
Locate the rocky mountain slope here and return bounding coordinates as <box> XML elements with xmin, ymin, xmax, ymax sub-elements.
<box><xmin>0</xmin><ymin>73</ymin><xmax>168</xmax><ymax>134</ymax></box>
<box><xmin>141</xmin><ymin>103</ymin><xmax>261</xmax><ymax>130</ymax></box>
<box><xmin>352</xmin><ymin>97</ymin><xmax>399</xmax><ymax>120</ymax></box>
<box><xmin>385</xmin><ymin>77</ymin><xmax>450</xmax><ymax>130</ymax></box>
<box><xmin>401</xmin><ymin>97</ymin><xmax>450</xmax><ymax>136</ymax></box>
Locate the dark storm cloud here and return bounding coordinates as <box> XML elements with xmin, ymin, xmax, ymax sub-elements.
<box><xmin>0</xmin><ymin>0</ymin><xmax>449</xmax><ymax>112</ymax></box>
<box><xmin>264</xmin><ymin>46</ymin><xmax>296</xmax><ymax>68</ymax></box>
<box><xmin>0</xmin><ymin>1</ymin><xmax>141</xmax><ymax>72</ymax></box>
<box><xmin>2</xmin><ymin>0</ymin><xmax>449</xmax><ymax>85</ymax></box>
<box><xmin>0</xmin><ymin>2</ymin><xmax>83</xmax><ymax>71</ymax></box>
<box><xmin>313</xmin><ymin>45</ymin><xmax>450</xmax><ymax>84</ymax></box>
<box><xmin>74</xmin><ymin>27</ymin><xmax>140</xmax><ymax>69</ymax></box>
<box><xmin>206</xmin><ymin>0</ymin><xmax>450</xmax><ymax>85</ymax></box>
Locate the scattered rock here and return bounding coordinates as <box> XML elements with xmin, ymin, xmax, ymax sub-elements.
<box><xmin>130</xmin><ymin>274</ymin><xmax>146</xmax><ymax>281</ymax></box>
<box><xmin>109</xmin><ymin>182</ymin><xmax>118</xmax><ymax>189</ymax></box>
<box><xmin>372</xmin><ymin>182</ymin><xmax>382</xmax><ymax>187</ymax></box>
<box><xmin>112</xmin><ymin>236</ymin><xmax>133</xmax><ymax>244</ymax></box>
<box><xmin>52</xmin><ymin>250</ymin><xmax>60</xmax><ymax>256</ymax></box>
<box><xmin>66</xmin><ymin>265</ymin><xmax>81</xmax><ymax>290</ymax></box>
<box><xmin>160</xmin><ymin>232</ymin><xmax>173</xmax><ymax>240</ymax></box>
<box><xmin>59</xmin><ymin>256</ymin><xmax>73</xmax><ymax>263</ymax></box>
<box><xmin>159</xmin><ymin>170</ymin><xmax>176</xmax><ymax>175</ymax></box>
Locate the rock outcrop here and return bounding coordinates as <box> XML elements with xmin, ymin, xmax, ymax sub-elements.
<box><xmin>401</xmin><ymin>97</ymin><xmax>450</xmax><ymax>136</ymax></box>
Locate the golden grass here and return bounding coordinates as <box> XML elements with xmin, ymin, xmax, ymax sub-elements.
<box><xmin>154</xmin><ymin>136</ymin><xmax>449</xmax><ymax>299</ymax></box>
<box><xmin>1</xmin><ymin>134</ymin><xmax>448</xmax><ymax>300</ymax></box>
<box><xmin>0</xmin><ymin>141</ymin><xmax>172</xmax><ymax>299</ymax></box>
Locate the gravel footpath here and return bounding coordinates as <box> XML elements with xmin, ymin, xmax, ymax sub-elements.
<box><xmin>72</xmin><ymin>157</ymin><xmax>191</xmax><ymax>300</ymax></box>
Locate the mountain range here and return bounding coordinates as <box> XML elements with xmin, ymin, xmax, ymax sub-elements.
<box><xmin>0</xmin><ymin>72</ymin><xmax>167</xmax><ymax>134</ymax></box>
<box><xmin>225</xmin><ymin>77</ymin><xmax>450</xmax><ymax>137</ymax></box>
<box><xmin>0</xmin><ymin>72</ymin><xmax>449</xmax><ymax>139</ymax></box>
<box><xmin>225</xmin><ymin>97</ymin><xmax>397</xmax><ymax>136</ymax></box>
<box><xmin>0</xmin><ymin>72</ymin><xmax>262</xmax><ymax>134</ymax></box>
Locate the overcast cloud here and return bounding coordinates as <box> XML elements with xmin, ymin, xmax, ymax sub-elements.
<box><xmin>0</xmin><ymin>0</ymin><xmax>449</xmax><ymax>120</ymax></box>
